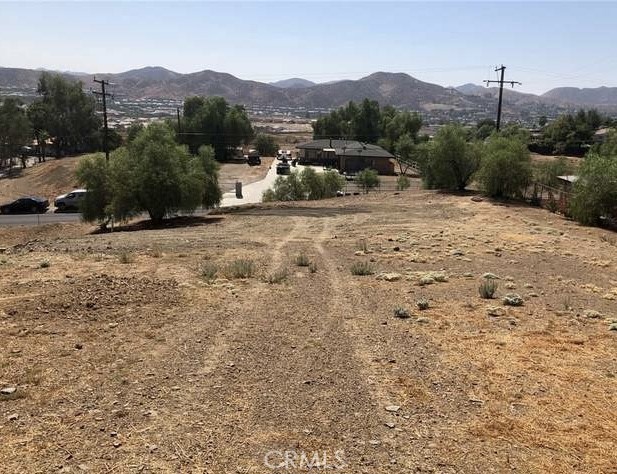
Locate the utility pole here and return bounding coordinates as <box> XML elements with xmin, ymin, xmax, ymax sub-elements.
<box><xmin>176</xmin><ymin>107</ymin><xmax>182</xmax><ymax>134</ymax></box>
<box><xmin>483</xmin><ymin>65</ymin><xmax>521</xmax><ymax>131</ymax></box>
<box><xmin>93</xmin><ymin>77</ymin><xmax>112</xmax><ymax>161</ymax></box>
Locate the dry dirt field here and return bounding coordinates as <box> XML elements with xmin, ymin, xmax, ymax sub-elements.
<box><xmin>1</xmin><ymin>191</ymin><xmax>616</xmax><ymax>473</ymax></box>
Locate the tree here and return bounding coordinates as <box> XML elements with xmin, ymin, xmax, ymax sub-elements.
<box><xmin>27</xmin><ymin>100</ymin><xmax>49</xmax><ymax>162</ymax></box>
<box><xmin>75</xmin><ymin>153</ymin><xmax>112</xmax><ymax>225</ymax></box>
<box><xmin>538</xmin><ymin>109</ymin><xmax>605</xmax><ymax>155</ymax></box>
<box><xmin>356</xmin><ymin>168</ymin><xmax>380</xmax><ymax>193</ymax></box>
<box><xmin>393</xmin><ymin>133</ymin><xmax>418</xmax><ymax>174</ymax></box>
<box><xmin>178</xmin><ymin>96</ymin><xmax>253</xmax><ymax>160</ymax></box>
<box><xmin>312</xmin><ymin>100</ymin><xmax>422</xmax><ymax>148</ymax></box>
<box><xmin>0</xmin><ymin>98</ymin><xmax>32</xmax><ymax>170</ymax></box>
<box><xmin>474</xmin><ymin>119</ymin><xmax>496</xmax><ymax>141</ymax></box>
<box><xmin>254</xmin><ymin>133</ymin><xmax>278</xmax><ymax>156</ymax></box>
<box><xmin>422</xmin><ymin>124</ymin><xmax>481</xmax><ymax>191</ymax></box>
<box><xmin>32</xmin><ymin>72</ymin><xmax>100</xmax><ymax>157</ymax></box>
<box><xmin>476</xmin><ymin>136</ymin><xmax>532</xmax><ymax>198</ymax></box>
<box><xmin>570</xmin><ymin>152</ymin><xmax>617</xmax><ymax>225</ymax></box>
<box><xmin>126</xmin><ymin>123</ymin><xmax>144</xmax><ymax>143</ymax></box>
<box><xmin>196</xmin><ymin>145</ymin><xmax>223</xmax><ymax>208</ymax></box>
<box><xmin>77</xmin><ymin>123</ymin><xmax>220</xmax><ymax>225</ymax></box>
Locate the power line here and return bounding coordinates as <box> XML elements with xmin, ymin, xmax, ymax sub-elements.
<box><xmin>483</xmin><ymin>65</ymin><xmax>521</xmax><ymax>131</ymax></box>
<box><xmin>93</xmin><ymin>76</ymin><xmax>113</xmax><ymax>161</ymax></box>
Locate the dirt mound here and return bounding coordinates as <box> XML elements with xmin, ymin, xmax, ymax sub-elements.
<box><xmin>6</xmin><ymin>274</ymin><xmax>180</xmax><ymax>322</ymax></box>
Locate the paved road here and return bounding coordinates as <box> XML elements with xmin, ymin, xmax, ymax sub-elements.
<box><xmin>220</xmin><ymin>160</ymin><xmax>310</xmax><ymax>207</ymax></box>
<box><xmin>0</xmin><ymin>212</ymin><xmax>82</xmax><ymax>227</ymax></box>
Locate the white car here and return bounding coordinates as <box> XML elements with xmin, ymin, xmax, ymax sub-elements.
<box><xmin>54</xmin><ymin>189</ymin><xmax>87</xmax><ymax>211</ymax></box>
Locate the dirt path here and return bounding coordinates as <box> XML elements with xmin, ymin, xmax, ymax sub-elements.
<box><xmin>2</xmin><ymin>193</ymin><xmax>617</xmax><ymax>473</ymax></box>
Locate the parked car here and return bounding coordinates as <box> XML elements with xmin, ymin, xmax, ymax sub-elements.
<box><xmin>277</xmin><ymin>149</ymin><xmax>292</xmax><ymax>161</ymax></box>
<box><xmin>54</xmin><ymin>189</ymin><xmax>87</xmax><ymax>211</ymax></box>
<box><xmin>0</xmin><ymin>196</ymin><xmax>49</xmax><ymax>214</ymax></box>
<box><xmin>276</xmin><ymin>161</ymin><xmax>291</xmax><ymax>175</ymax></box>
<box><xmin>246</xmin><ymin>151</ymin><xmax>261</xmax><ymax>166</ymax></box>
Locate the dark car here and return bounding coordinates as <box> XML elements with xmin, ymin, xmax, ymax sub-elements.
<box><xmin>247</xmin><ymin>153</ymin><xmax>261</xmax><ymax>166</ymax></box>
<box><xmin>0</xmin><ymin>196</ymin><xmax>49</xmax><ymax>214</ymax></box>
<box><xmin>276</xmin><ymin>161</ymin><xmax>291</xmax><ymax>175</ymax></box>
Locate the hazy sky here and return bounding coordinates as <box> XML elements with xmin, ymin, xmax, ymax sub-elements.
<box><xmin>1</xmin><ymin>1</ymin><xmax>616</xmax><ymax>94</ymax></box>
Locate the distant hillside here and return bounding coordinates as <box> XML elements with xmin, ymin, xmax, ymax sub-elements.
<box><xmin>455</xmin><ymin>83</ymin><xmax>487</xmax><ymax>95</ymax></box>
<box><xmin>3</xmin><ymin>65</ymin><xmax>614</xmax><ymax>115</ymax></box>
<box><xmin>0</xmin><ymin>66</ymin><xmax>483</xmax><ymax>111</ymax></box>
<box><xmin>270</xmin><ymin>78</ymin><xmax>316</xmax><ymax>89</ymax></box>
<box><xmin>542</xmin><ymin>86</ymin><xmax>617</xmax><ymax>106</ymax></box>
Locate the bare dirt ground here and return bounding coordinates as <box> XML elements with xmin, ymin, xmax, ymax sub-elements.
<box><xmin>0</xmin><ymin>156</ymin><xmax>84</xmax><ymax>204</ymax></box>
<box><xmin>1</xmin><ymin>191</ymin><xmax>616</xmax><ymax>473</ymax></box>
<box><xmin>218</xmin><ymin>158</ymin><xmax>274</xmax><ymax>192</ymax></box>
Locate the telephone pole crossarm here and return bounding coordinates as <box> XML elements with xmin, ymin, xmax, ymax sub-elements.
<box><xmin>483</xmin><ymin>65</ymin><xmax>521</xmax><ymax>131</ymax></box>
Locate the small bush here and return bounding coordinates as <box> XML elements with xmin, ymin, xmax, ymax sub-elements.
<box><xmin>393</xmin><ymin>307</ymin><xmax>411</xmax><ymax>319</ymax></box>
<box><xmin>416</xmin><ymin>298</ymin><xmax>429</xmax><ymax>310</ymax></box>
<box><xmin>350</xmin><ymin>261</ymin><xmax>374</xmax><ymax>276</ymax></box>
<box><xmin>200</xmin><ymin>262</ymin><xmax>218</xmax><ymax>281</ymax></box>
<box><xmin>265</xmin><ymin>268</ymin><xmax>288</xmax><ymax>284</ymax></box>
<box><xmin>308</xmin><ymin>262</ymin><xmax>318</xmax><ymax>273</ymax></box>
<box><xmin>479</xmin><ymin>279</ymin><xmax>498</xmax><ymax>299</ymax></box>
<box><xmin>397</xmin><ymin>174</ymin><xmax>411</xmax><ymax>190</ymax></box>
<box><xmin>225</xmin><ymin>259</ymin><xmax>255</xmax><ymax>279</ymax></box>
<box><xmin>477</xmin><ymin>136</ymin><xmax>532</xmax><ymax>199</ymax></box>
<box><xmin>118</xmin><ymin>251</ymin><xmax>134</xmax><ymax>264</ymax></box>
<box><xmin>356</xmin><ymin>168</ymin><xmax>380</xmax><ymax>193</ymax></box>
<box><xmin>294</xmin><ymin>253</ymin><xmax>310</xmax><ymax>267</ymax></box>
<box><xmin>39</xmin><ymin>260</ymin><xmax>50</xmax><ymax>269</ymax></box>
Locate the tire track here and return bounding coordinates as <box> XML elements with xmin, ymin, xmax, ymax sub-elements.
<box><xmin>198</xmin><ymin>216</ymin><xmax>307</xmax><ymax>377</ymax></box>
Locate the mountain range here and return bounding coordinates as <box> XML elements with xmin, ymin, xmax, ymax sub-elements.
<box><xmin>1</xmin><ymin>65</ymin><xmax>616</xmax><ymax>113</ymax></box>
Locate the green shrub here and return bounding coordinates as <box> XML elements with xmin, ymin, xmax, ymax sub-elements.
<box><xmin>225</xmin><ymin>259</ymin><xmax>255</xmax><ymax>279</ymax></box>
<box><xmin>570</xmin><ymin>152</ymin><xmax>617</xmax><ymax>225</ymax></box>
<box><xmin>421</xmin><ymin>124</ymin><xmax>480</xmax><ymax>191</ymax></box>
<box><xmin>263</xmin><ymin>169</ymin><xmax>345</xmax><ymax>202</ymax></box>
<box><xmin>477</xmin><ymin>136</ymin><xmax>532</xmax><ymax>199</ymax></box>
<box><xmin>397</xmin><ymin>174</ymin><xmax>411</xmax><ymax>190</ymax></box>
<box><xmin>356</xmin><ymin>168</ymin><xmax>380</xmax><ymax>193</ymax></box>
<box><xmin>322</xmin><ymin>170</ymin><xmax>346</xmax><ymax>197</ymax></box>
<box><xmin>199</xmin><ymin>262</ymin><xmax>218</xmax><ymax>281</ymax></box>
<box><xmin>39</xmin><ymin>260</ymin><xmax>50</xmax><ymax>269</ymax></box>
<box><xmin>479</xmin><ymin>279</ymin><xmax>498</xmax><ymax>299</ymax></box>
<box><xmin>261</xmin><ymin>172</ymin><xmax>306</xmax><ymax>202</ymax></box>
<box><xmin>350</xmin><ymin>261</ymin><xmax>374</xmax><ymax>276</ymax></box>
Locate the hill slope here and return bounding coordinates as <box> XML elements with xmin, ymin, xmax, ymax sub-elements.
<box><xmin>542</xmin><ymin>86</ymin><xmax>617</xmax><ymax>106</ymax></box>
<box><xmin>270</xmin><ymin>78</ymin><xmax>316</xmax><ymax>89</ymax></box>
